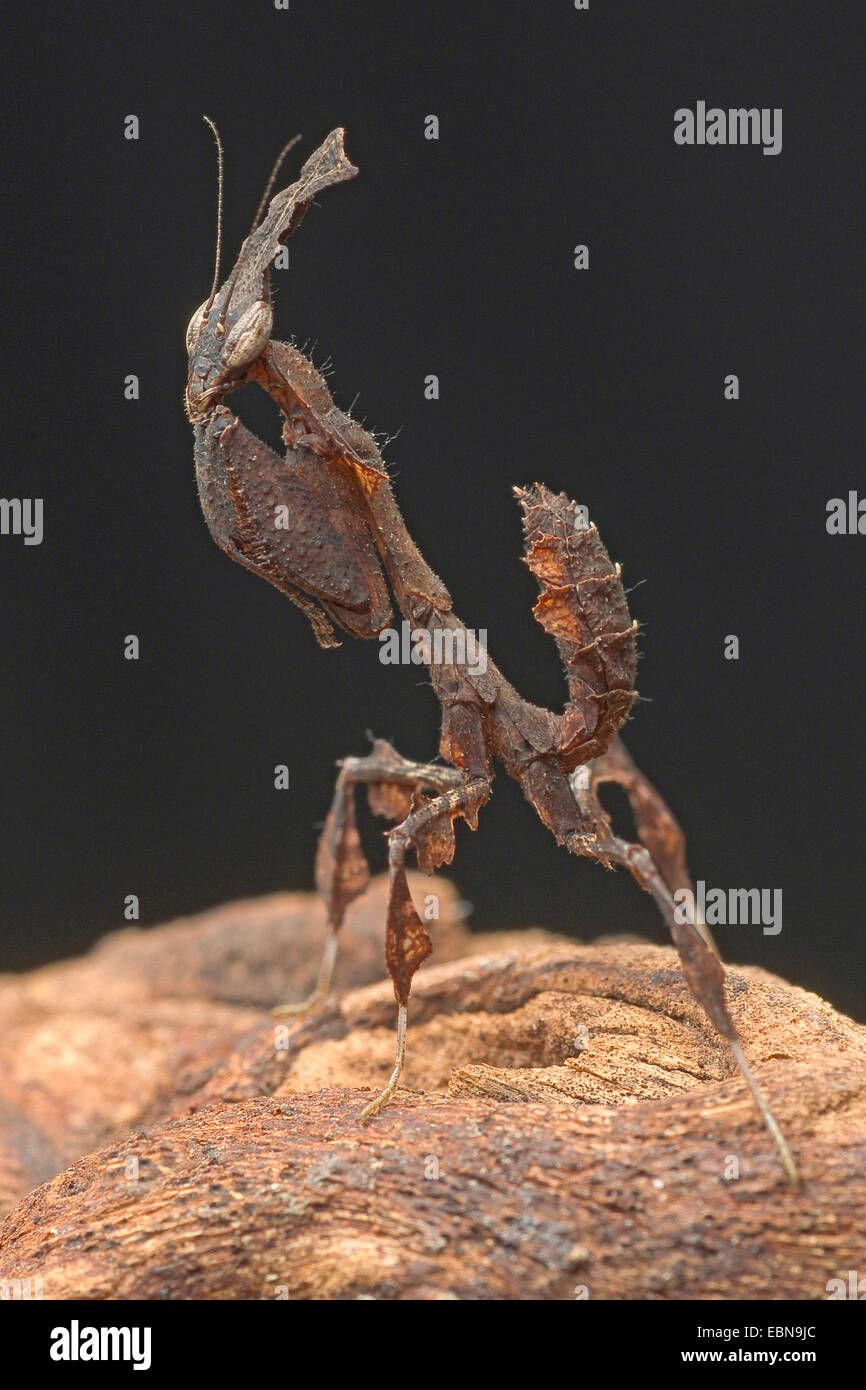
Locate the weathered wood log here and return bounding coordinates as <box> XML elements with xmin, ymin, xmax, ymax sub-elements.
<box><xmin>0</xmin><ymin>879</ymin><xmax>863</xmax><ymax>1299</ymax></box>
<box><xmin>0</xmin><ymin>873</ymin><xmax>548</xmax><ymax>1219</ymax></box>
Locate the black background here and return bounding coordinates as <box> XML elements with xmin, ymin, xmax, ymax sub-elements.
<box><xmin>1</xmin><ymin>3</ymin><xmax>863</xmax><ymax>1023</ymax></box>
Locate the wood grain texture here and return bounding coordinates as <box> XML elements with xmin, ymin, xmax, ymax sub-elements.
<box><xmin>0</xmin><ymin>880</ymin><xmax>863</xmax><ymax>1300</ymax></box>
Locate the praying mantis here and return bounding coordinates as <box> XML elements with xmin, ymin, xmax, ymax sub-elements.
<box><xmin>184</xmin><ymin>123</ymin><xmax>799</xmax><ymax>1184</ymax></box>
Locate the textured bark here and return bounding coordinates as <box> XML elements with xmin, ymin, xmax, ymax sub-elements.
<box><xmin>0</xmin><ymin>873</ymin><xmax>474</xmax><ymax>1218</ymax></box>
<box><xmin>0</xmin><ymin>873</ymin><xmax>547</xmax><ymax>1222</ymax></box>
<box><xmin>0</xmin><ymin>880</ymin><xmax>863</xmax><ymax>1300</ymax></box>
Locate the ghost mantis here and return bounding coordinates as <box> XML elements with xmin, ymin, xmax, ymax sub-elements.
<box><xmin>184</xmin><ymin>122</ymin><xmax>799</xmax><ymax>1184</ymax></box>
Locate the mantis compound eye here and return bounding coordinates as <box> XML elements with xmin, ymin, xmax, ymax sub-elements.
<box><xmin>185</xmin><ymin>300</ymin><xmax>209</xmax><ymax>354</ymax></box>
<box><xmin>222</xmin><ymin>299</ymin><xmax>274</xmax><ymax>373</ymax></box>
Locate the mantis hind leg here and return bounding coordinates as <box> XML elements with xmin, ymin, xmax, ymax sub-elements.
<box><xmin>271</xmin><ymin>739</ymin><xmax>467</xmax><ymax>1019</ymax></box>
<box><xmin>565</xmin><ymin>759</ymin><xmax>800</xmax><ymax>1186</ymax></box>
<box><xmin>359</xmin><ymin>772</ymin><xmax>490</xmax><ymax>1119</ymax></box>
<box><xmin>581</xmin><ymin>736</ymin><xmax>718</xmax><ymax>954</ymax></box>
